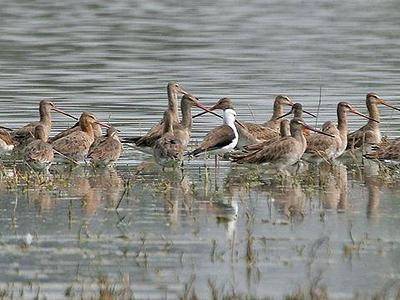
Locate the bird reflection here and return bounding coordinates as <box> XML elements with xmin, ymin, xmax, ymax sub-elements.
<box><xmin>88</xmin><ymin>167</ymin><xmax>124</xmax><ymax>207</ymax></box>
<box><xmin>196</xmin><ymin>166</ymin><xmax>238</xmax><ymax>239</ymax></box>
<box><xmin>30</xmin><ymin>189</ymin><xmax>56</xmax><ymax>213</ymax></box>
<box><xmin>366</xmin><ymin>179</ymin><xmax>380</xmax><ymax>222</ymax></box>
<box><xmin>269</xmin><ymin>180</ymin><xmax>306</xmax><ymax>222</ymax></box>
<box><xmin>66</xmin><ymin>168</ymin><xmax>100</xmax><ymax>216</ymax></box>
<box><xmin>318</xmin><ymin>161</ymin><xmax>348</xmax><ymax>211</ymax></box>
<box><xmin>51</xmin><ymin>166</ymin><xmax>124</xmax><ymax>216</ymax></box>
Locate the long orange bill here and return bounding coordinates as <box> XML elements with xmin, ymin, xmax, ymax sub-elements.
<box><xmin>382</xmin><ymin>101</ymin><xmax>400</xmax><ymax>112</ymax></box>
<box><xmin>350</xmin><ymin>109</ymin><xmax>379</xmax><ymax>123</ymax></box>
<box><xmin>52</xmin><ymin>107</ymin><xmax>79</xmax><ymax>120</ymax></box>
<box><xmin>304</xmin><ymin>124</ymin><xmax>335</xmax><ymax>138</ymax></box>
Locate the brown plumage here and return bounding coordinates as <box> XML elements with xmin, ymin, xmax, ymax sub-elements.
<box><xmin>280</xmin><ymin>119</ymin><xmax>291</xmax><ymax>137</ymax></box>
<box><xmin>242</xmin><ymin>119</ymin><xmax>290</xmax><ymax>152</ymax></box>
<box><xmin>153</xmin><ymin>111</ymin><xmax>184</xmax><ymax>167</ymax></box>
<box><xmin>276</xmin><ymin>103</ymin><xmax>316</xmax><ymax>136</ymax></box>
<box><xmin>305</xmin><ymin>121</ymin><xmax>341</xmax><ymax>161</ymax></box>
<box><xmin>122</xmin><ymin>81</ymin><xmax>189</xmax><ymax>147</ymax></box>
<box><xmin>11</xmin><ymin>99</ymin><xmax>75</xmax><ymax>148</ymax></box>
<box><xmin>347</xmin><ymin>93</ymin><xmax>400</xmax><ymax>150</ymax></box>
<box><xmin>231</xmin><ymin>118</ymin><xmax>333</xmax><ymax>170</ymax></box>
<box><xmin>261</xmin><ymin>95</ymin><xmax>295</xmax><ymax>131</ymax></box>
<box><xmin>364</xmin><ymin>138</ymin><xmax>400</xmax><ymax>161</ymax></box>
<box><xmin>24</xmin><ymin>124</ymin><xmax>54</xmax><ymax>171</ymax></box>
<box><xmin>172</xmin><ymin>94</ymin><xmax>212</xmax><ymax>149</ymax></box>
<box><xmin>304</xmin><ymin>102</ymin><xmax>379</xmax><ymax>160</ymax></box>
<box><xmin>49</xmin><ymin>122</ymin><xmax>102</xmax><ymax>144</ymax></box>
<box><xmin>0</xmin><ymin>129</ymin><xmax>14</xmax><ymax>153</ymax></box>
<box><xmin>88</xmin><ymin>126</ymin><xmax>122</xmax><ymax>166</ymax></box>
<box><xmin>241</xmin><ymin>122</ymin><xmax>278</xmax><ymax>141</ymax></box>
<box><xmin>52</xmin><ymin>112</ymin><xmax>109</xmax><ymax>161</ymax></box>
<box><xmin>192</xmin><ymin>95</ymin><xmax>292</xmax><ymax>136</ymax></box>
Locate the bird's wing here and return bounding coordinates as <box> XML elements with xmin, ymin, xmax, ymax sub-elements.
<box><xmin>52</xmin><ymin>132</ymin><xmax>91</xmax><ymax>156</ymax></box>
<box><xmin>49</xmin><ymin>122</ymin><xmax>80</xmax><ymax>143</ymax></box>
<box><xmin>88</xmin><ymin>139</ymin><xmax>123</xmax><ymax>161</ymax></box>
<box><xmin>0</xmin><ymin>129</ymin><xmax>14</xmax><ymax>145</ymax></box>
<box><xmin>192</xmin><ymin>125</ymin><xmax>235</xmax><ymax>156</ymax></box>
<box><xmin>306</xmin><ymin>134</ymin><xmax>337</xmax><ymax>156</ymax></box>
<box><xmin>25</xmin><ymin>141</ymin><xmax>53</xmax><ymax>162</ymax></box>
<box><xmin>243</xmin><ymin>122</ymin><xmax>278</xmax><ymax>141</ymax></box>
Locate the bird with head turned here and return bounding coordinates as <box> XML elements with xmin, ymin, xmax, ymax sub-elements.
<box><xmin>52</xmin><ymin>112</ymin><xmax>110</xmax><ymax>162</ymax></box>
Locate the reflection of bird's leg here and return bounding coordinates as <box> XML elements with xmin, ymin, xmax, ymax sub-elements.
<box><xmin>180</xmin><ymin>163</ymin><xmax>184</xmax><ymax>179</ymax></box>
<box><xmin>214</xmin><ymin>154</ymin><xmax>218</xmax><ymax>177</ymax></box>
<box><xmin>295</xmin><ymin>161</ymin><xmax>301</xmax><ymax>175</ymax></box>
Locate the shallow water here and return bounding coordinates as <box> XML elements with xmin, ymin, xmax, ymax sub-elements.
<box><xmin>1</xmin><ymin>0</ymin><xmax>400</xmax><ymax>299</ymax></box>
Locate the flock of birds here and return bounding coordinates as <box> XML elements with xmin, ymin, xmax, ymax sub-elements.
<box><xmin>0</xmin><ymin>81</ymin><xmax>399</xmax><ymax>173</ymax></box>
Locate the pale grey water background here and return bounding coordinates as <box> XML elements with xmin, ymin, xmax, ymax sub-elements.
<box><xmin>1</xmin><ymin>0</ymin><xmax>400</xmax><ymax>299</ymax></box>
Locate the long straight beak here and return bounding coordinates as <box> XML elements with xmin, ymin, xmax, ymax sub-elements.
<box><xmin>382</xmin><ymin>101</ymin><xmax>400</xmax><ymax>112</ymax></box>
<box><xmin>194</xmin><ymin>103</ymin><xmax>223</xmax><ymax>120</ymax></box>
<box><xmin>52</xmin><ymin>107</ymin><xmax>79</xmax><ymax>120</ymax></box>
<box><xmin>304</xmin><ymin>124</ymin><xmax>335</xmax><ymax>138</ymax></box>
<box><xmin>235</xmin><ymin>119</ymin><xmax>246</xmax><ymax>129</ymax></box>
<box><xmin>192</xmin><ymin>110</ymin><xmax>209</xmax><ymax>119</ymax></box>
<box><xmin>276</xmin><ymin>110</ymin><xmax>292</xmax><ymax>120</ymax></box>
<box><xmin>95</xmin><ymin>121</ymin><xmax>111</xmax><ymax>129</ymax></box>
<box><xmin>350</xmin><ymin>109</ymin><xmax>379</xmax><ymax>123</ymax></box>
<box><xmin>303</xmin><ymin>110</ymin><xmax>317</xmax><ymax>118</ymax></box>
<box><xmin>0</xmin><ymin>125</ymin><xmax>13</xmax><ymax>131</ymax></box>
<box><xmin>178</xmin><ymin>87</ymin><xmax>189</xmax><ymax>96</ymax></box>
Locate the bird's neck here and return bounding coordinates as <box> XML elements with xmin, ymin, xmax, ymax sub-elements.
<box><xmin>271</xmin><ymin>101</ymin><xmax>284</xmax><ymax>120</ymax></box>
<box><xmin>180</xmin><ymin>101</ymin><xmax>192</xmax><ymax>131</ymax></box>
<box><xmin>291</xmin><ymin>127</ymin><xmax>305</xmax><ymax>144</ymax></box>
<box><xmin>167</xmin><ymin>87</ymin><xmax>180</xmax><ymax>122</ymax></box>
<box><xmin>36</xmin><ymin>132</ymin><xmax>47</xmax><ymax>142</ymax></box>
<box><xmin>366</xmin><ymin>102</ymin><xmax>380</xmax><ymax>127</ymax></box>
<box><xmin>163</xmin><ymin>114</ymin><xmax>174</xmax><ymax>135</ymax></box>
<box><xmin>294</xmin><ymin>110</ymin><xmax>303</xmax><ymax>119</ymax></box>
<box><xmin>80</xmin><ymin>119</ymin><xmax>94</xmax><ymax>136</ymax></box>
<box><xmin>337</xmin><ymin>109</ymin><xmax>348</xmax><ymax>140</ymax></box>
<box><xmin>39</xmin><ymin>106</ymin><xmax>51</xmax><ymax>127</ymax></box>
<box><xmin>224</xmin><ymin>109</ymin><xmax>238</xmax><ymax>137</ymax></box>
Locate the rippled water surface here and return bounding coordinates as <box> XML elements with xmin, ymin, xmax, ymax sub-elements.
<box><xmin>1</xmin><ymin>0</ymin><xmax>400</xmax><ymax>299</ymax></box>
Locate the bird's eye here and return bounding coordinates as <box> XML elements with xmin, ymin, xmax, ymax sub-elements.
<box><xmin>175</xmin><ymin>84</ymin><xmax>179</xmax><ymax>88</ymax></box>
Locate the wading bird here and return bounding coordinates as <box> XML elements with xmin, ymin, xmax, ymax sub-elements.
<box><xmin>231</xmin><ymin>118</ymin><xmax>334</xmax><ymax>170</ymax></box>
<box><xmin>122</xmin><ymin>81</ymin><xmax>190</xmax><ymax>147</ymax></box>
<box><xmin>24</xmin><ymin>124</ymin><xmax>54</xmax><ymax>172</ymax></box>
<box><xmin>347</xmin><ymin>93</ymin><xmax>400</xmax><ymax>151</ymax></box>
<box><xmin>52</xmin><ymin>112</ymin><xmax>110</xmax><ymax>162</ymax></box>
